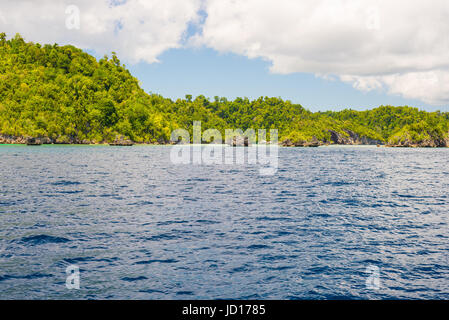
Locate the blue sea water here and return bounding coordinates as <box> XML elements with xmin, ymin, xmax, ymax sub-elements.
<box><xmin>0</xmin><ymin>145</ymin><xmax>448</xmax><ymax>299</ymax></box>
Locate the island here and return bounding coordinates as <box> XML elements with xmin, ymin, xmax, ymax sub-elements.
<box><xmin>1</xmin><ymin>33</ymin><xmax>449</xmax><ymax>148</ymax></box>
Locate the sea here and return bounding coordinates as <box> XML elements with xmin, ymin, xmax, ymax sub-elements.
<box><xmin>0</xmin><ymin>145</ymin><xmax>448</xmax><ymax>299</ymax></box>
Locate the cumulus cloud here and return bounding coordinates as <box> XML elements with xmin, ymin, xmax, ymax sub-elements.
<box><xmin>0</xmin><ymin>0</ymin><xmax>201</xmax><ymax>63</ymax></box>
<box><xmin>1</xmin><ymin>0</ymin><xmax>449</xmax><ymax>105</ymax></box>
<box><xmin>197</xmin><ymin>0</ymin><xmax>449</xmax><ymax>105</ymax></box>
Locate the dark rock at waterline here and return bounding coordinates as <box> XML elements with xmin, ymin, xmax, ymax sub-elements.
<box><xmin>40</xmin><ymin>137</ymin><xmax>52</xmax><ymax>144</ymax></box>
<box><xmin>109</xmin><ymin>140</ymin><xmax>134</xmax><ymax>146</ymax></box>
<box><xmin>328</xmin><ymin>130</ymin><xmax>383</xmax><ymax>145</ymax></box>
<box><xmin>282</xmin><ymin>139</ymin><xmax>294</xmax><ymax>147</ymax></box>
<box><xmin>26</xmin><ymin>137</ymin><xmax>43</xmax><ymax>145</ymax></box>
<box><xmin>229</xmin><ymin>136</ymin><xmax>251</xmax><ymax>147</ymax></box>
<box><xmin>304</xmin><ymin>136</ymin><xmax>320</xmax><ymax>147</ymax></box>
<box><xmin>281</xmin><ymin>136</ymin><xmax>320</xmax><ymax>147</ymax></box>
<box><xmin>109</xmin><ymin>135</ymin><xmax>134</xmax><ymax>146</ymax></box>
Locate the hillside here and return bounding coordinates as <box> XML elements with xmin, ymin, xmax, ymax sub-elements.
<box><xmin>1</xmin><ymin>33</ymin><xmax>449</xmax><ymax>147</ymax></box>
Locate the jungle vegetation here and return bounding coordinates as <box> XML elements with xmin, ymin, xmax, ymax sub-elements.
<box><xmin>1</xmin><ymin>33</ymin><xmax>448</xmax><ymax>145</ymax></box>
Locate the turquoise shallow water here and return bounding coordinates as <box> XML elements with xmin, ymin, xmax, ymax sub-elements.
<box><xmin>0</xmin><ymin>145</ymin><xmax>448</xmax><ymax>299</ymax></box>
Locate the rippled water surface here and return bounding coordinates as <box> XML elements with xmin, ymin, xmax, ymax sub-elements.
<box><xmin>0</xmin><ymin>145</ymin><xmax>448</xmax><ymax>299</ymax></box>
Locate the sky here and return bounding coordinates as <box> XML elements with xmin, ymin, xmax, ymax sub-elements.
<box><xmin>1</xmin><ymin>0</ymin><xmax>449</xmax><ymax>112</ymax></box>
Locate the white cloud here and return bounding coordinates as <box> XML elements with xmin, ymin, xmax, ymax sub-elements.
<box><xmin>339</xmin><ymin>72</ymin><xmax>449</xmax><ymax>105</ymax></box>
<box><xmin>0</xmin><ymin>0</ymin><xmax>201</xmax><ymax>63</ymax></box>
<box><xmin>197</xmin><ymin>0</ymin><xmax>449</xmax><ymax>105</ymax></box>
<box><xmin>1</xmin><ymin>0</ymin><xmax>449</xmax><ymax>105</ymax></box>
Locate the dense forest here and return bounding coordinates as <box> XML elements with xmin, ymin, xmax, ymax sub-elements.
<box><xmin>1</xmin><ymin>33</ymin><xmax>449</xmax><ymax>147</ymax></box>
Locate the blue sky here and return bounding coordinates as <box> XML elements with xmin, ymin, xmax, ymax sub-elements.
<box><xmin>127</xmin><ymin>47</ymin><xmax>440</xmax><ymax>112</ymax></box>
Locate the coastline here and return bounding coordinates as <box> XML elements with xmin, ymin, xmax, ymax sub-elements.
<box><xmin>2</xmin><ymin>133</ymin><xmax>449</xmax><ymax>148</ymax></box>
<box><xmin>2</xmin><ymin>142</ymin><xmax>449</xmax><ymax>148</ymax></box>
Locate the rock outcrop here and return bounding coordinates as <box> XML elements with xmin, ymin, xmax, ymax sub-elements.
<box><xmin>281</xmin><ymin>136</ymin><xmax>321</xmax><ymax>147</ymax></box>
<box><xmin>282</xmin><ymin>130</ymin><xmax>384</xmax><ymax>147</ymax></box>
<box><xmin>0</xmin><ymin>134</ymin><xmax>26</xmax><ymax>144</ymax></box>
<box><xmin>328</xmin><ymin>130</ymin><xmax>382</xmax><ymax>145</ymax></box>
<box><xmin>0</xmin><ymin>134</ymin><xmax>89</xmax><ymax>145</ymax></box>
<box><xmin>387</xmin><ymin>138</ymin><xmax>449</xmax><ymax>148</ymax></box>
<box><xmin>281</xmin><ymin>139</ymin><xmax>294</xmax><ymax>147</ymax></box>
<box><xmin>281</xmin><ymin>129</ymin><xmax>449</xmax><ymax>147</ymax></box>
<box><xmin>26</xmin><ymin>137</ymin><xmax>43</xmax><ymax>145</ymax></box>
<box><xmin>109</xmin><ymin>135</ymin><xmax>134</xmax><ymax>146</ymax></box>
<box><xmin>228</xmin><ymin>136</ymin><xmax>251</xmax><ymax>147</ymax></box>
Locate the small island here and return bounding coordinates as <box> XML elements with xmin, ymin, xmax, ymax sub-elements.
<box><xmin>1</xmin><ymin>33</ymin><xmax>449</xmax><ymax>148</ymax></box>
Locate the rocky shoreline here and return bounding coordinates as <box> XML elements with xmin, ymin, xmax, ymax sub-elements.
<box><xmin>0</xmin><ymin>134</ymin><xmax>169</xmax><ymax>146</ymax></box>
<box><xmin>281</xmin><ymin>129</ymin><xmax>384</xmax><ymax>147</ymax></box>
<box><xmin>0</xmin><ymin>134</ymin><xmax>86</xmax><ymax>145</ymax></box>
<box><xmin>2</xmin><ymin>131</ymin><xmax>449</xmax><ymax>148</ymax></box>
<box><xmin>280</xmin><ymin>129</ymin><xmax>449</xmax><ymax>148</ymax></box>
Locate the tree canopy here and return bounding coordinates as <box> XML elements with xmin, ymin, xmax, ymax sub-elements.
<box><xmin>1</xmin><ymin>33</ymin><xmax>448</xmax><ymax>146</ymax></box>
